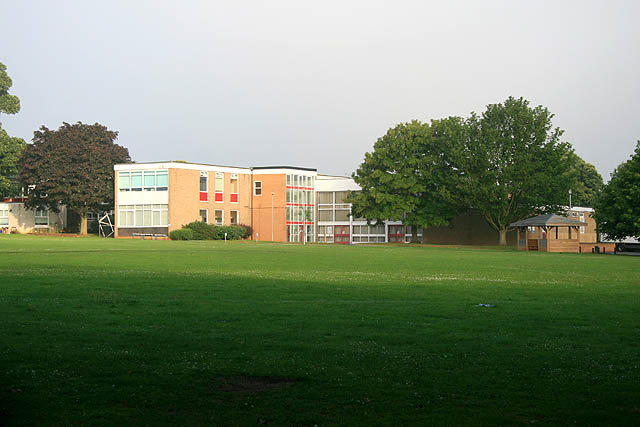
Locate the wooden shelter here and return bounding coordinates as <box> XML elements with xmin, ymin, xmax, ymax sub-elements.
<box><xmin>510</xmin><ymin>214</ymin><xmax>587</xmax><ymax>253</ymax></box>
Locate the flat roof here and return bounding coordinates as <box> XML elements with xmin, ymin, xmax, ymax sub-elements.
<box><xmin>119</xmin><ymin>160</ymin><xmax>250</xmax><ymax>169</ymax></box>
<box><xmin>115</xmin><ymin>161</ymin><xmax>317</xmax><ymax>172</ymax></box>
<box><xmin>252</xmin><ymin>166</ymin><xmax>317</xmax><ymax>172</ymax></box>
<box><xmin>317</xmin><ymin>173</ymin><xmax>352</xmax><ymax>179</ymax></box>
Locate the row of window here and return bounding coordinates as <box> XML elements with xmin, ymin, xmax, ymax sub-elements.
<box><xmin>317</xmin><ymin>224</ymin><xmax>420</xmax><ymax>244</ymax></box>
<box><xmin>0</xmin><ymin>209</ymin><xmax>48</xmax><ymax>226</ymax></box>
<box><xmin>118</xmin><ymin>171</ymin><xmax>309</xmax><ymax>201</ymax></box>
<box><xmin>286</xmin><ymin>224</ymin><xmax>315</xmax><ymax>243</ymax></box>
<box><xmin>317</xmin><ymin>191</ymin><xmax>349</xmax><ymax>206</ymax></box>
<box><xmin>317</xmin><ymin>191</ymin><xmax>352</xmax><ymax>223</ymax></box>
<box><xmin>318</xmin><ymin>224</ymin><xmax>402</xmax><ymax>236</ymax></box>
<box><xmin>119</xmin><ymin>170</ymin><xmax>169</xmax><ymax>192</ymax></box>
<box><xmin>118</xmin><ymin>204</ymin><xmax>168</xmax><ymax>227</ymax></box>
<box><xmin>0</xmin><ymin>208</ymin><xmax>8</xmax><ymax>226</ymax></box>
<box><xmin>286</xmin><ymin>188</ymin><xmax>314</xmax><ymax>205</ymax></box>
<box><xmin>199</xmin><ymin>209</ymin><xmax>239</xmax><ymax>225</ymax></box>
<box><xmin>201</xmin><ymin>179</ymin><xmax>263</xmax><ymax>198</ymax></box>
<box><xmin>527</xmin><ymin>225</ymin><xmax>585</xmax><ymax>235</ymax></box>
<box><xmin>286</xmin><ymin>174</ymin><xmax>315</xmax><ymax>188</ymax></box>
<box><xmin>286</xmin><ymin>205</ymin><xmax>314</xmax><ymax>222</ymax></box>
<box><xmin>200</xmin><ymin>172</ymin><xmax>240</xmax><ymax>202</ymax></box>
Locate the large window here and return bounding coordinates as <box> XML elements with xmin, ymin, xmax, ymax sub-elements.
<box><xmin>0</xmin><ymin>208</ymin><xmax>9</xmax><ymax>226</ymax></box>
<box><xmin>118</xmin><ymin>204</ymin><xmax>168</xmax><ymax>227</ymax></box>
<box><xmin>317</xmin><ymin>225</ymin><xmax>333</xmax><ymax>243</ymax></box>
<box><xmin>215</xmin><ymin>172</ymin><xmax>224</xmax><ymax>202</ymax></box>
<box><xmin>230</xmin><ymin>210</ymin><xmax>238</xmax><ymax>225</ymax></box>
<box><xmin>199</xmin><ymin>209</ymin><xmax>208</xmax><ymax>223</ymax></box>
<box><xmin>286</xmin><ymin>174</ymin><xmax>315</xmax><ymax>242</ymax></box>
<box><xmin>230</xmin><ymin>174</ymin><xmax>239</xmax><ymax>203</ymax></box>
<box><xmin>200</xmin><ymin>171</ymin><xmax>208</xmax><ymax>202</ymax></box>
<box><xmin>119</xmin><ymin>170</ymin><xmax>168</xmax><ymax>192</ymax></box>
<box><xmin>35</xmin><ymin>209</ymin><xmax>49</xmax><ymax>226</ymax></box>
<box><xmin>215</xmin><ymin>209</ymin><xmax>223</xmax><ymax>225</ymax></box>
<box><xmin>352</xmin><ymin>224</ymin><xmax>386</xmax><ymax>243</ymax></box>
<box><xmin>317</xmin><ymin>191</ymin><xmax>350</xmax><ymax>224</ymax></box>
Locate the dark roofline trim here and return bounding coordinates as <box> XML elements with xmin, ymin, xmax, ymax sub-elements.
<box><xmin>115</xmin><ymin>161</ymin><xmax>317</xmax><ymax>172</ymax></box>
<box><xmin>117</xmin><ymin>160</ymin><xmax>251</xmax><ymax>169</ymax></box>
<box><xmin>251</xmin><ymin>166</ymin><xmax>317</xmax><ymax>172</ymax></box>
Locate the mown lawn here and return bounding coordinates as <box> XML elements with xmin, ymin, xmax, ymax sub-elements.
<box><xmin>0</xmin><ymin>235</ymin><xmax>639</xmax><ymax>426</ymax></box>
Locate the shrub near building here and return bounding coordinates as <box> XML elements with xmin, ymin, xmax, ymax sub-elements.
<box><xmin>169</xmin><ymin>222</ymin><xmax>250</xmax><ymax>240</ymax></box>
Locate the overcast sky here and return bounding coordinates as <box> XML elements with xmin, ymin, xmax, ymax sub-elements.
<box><xmin>1</xmin><ymin>0</ymin><xmax>638</xmax><ymax>179</ymax></box>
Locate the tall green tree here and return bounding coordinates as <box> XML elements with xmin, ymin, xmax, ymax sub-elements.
<box><xmin>349</xmin><ymin>118</ymin><xmax>466</xmax><ymax>242</ymax></box>
<box><xmin>564</xmin><ymin>151</ymin><xmax>604</xmax><ymax>207</ymax></box>
<box><xmin>0</xmin><ymin>128</ymin><xmax>25</xmax><ymax>198</ymax></box>
<box><xmin>19</xmin><ymin>122</ymin><xmax>131</xmax><ymax>234</ymax></box>
<box><xmin>0</xmin><ymin>62</ymin><xmax>20</xmax><ymax>115</ymax></box>
<box><xmin>0</xmin><ymin>61</ymin><xmax>26</xmax><ymax>198</ymax></box>
<box><xmin>465</xmin><ymin>97</ymin><xmax>573</xmax><ymax>245</ymax></box>
<box><xmin>593</xmin><ymin>141</ymin><xmax>640</xmax><ymax>240</ymax></box>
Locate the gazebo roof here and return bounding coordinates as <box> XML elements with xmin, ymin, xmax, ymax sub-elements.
<box><xmin>510</xmin><ymin>214</ymin><xmax>586</xmax><ymax>228</ymax></box>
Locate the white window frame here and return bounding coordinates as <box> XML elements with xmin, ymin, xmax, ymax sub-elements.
<box><xmin>254</xmin><ymin>181</ymin><xmax>262</xmax><ymax>196</ymax></box>
<box><xmin>119</xmin><ymin>170</ymin><xmax>168</xmax><ymax>192</ymax></box>
<box><xmin>0</xmin><ymin>207</ymin><xmax>9</xmax><ymax>226</ymax></box>
<box><xmin>34</xmin><ymin>208</ymin><xmax>49</xmax><ymax>227</ymax></box>
<box><xmin>215</xmin><ymin>172</ymin><xmax>224</xmax><ymax>202</ymax></box>
<box><xmin>117</xmin><ymin>204</ymin><xmax>169</xmax><ymax>228</ymax></box>
<box><xmin>199</xmin><ymin>208</ymin><xmax>208</xmax><ymax>223</ymax></box>
<box><xmin>230</xmin><ymin>210</ymin><xmax>239</xmax><ymax>225</ymax></box>
<box><xmin>214</xmin><ymin>209</ymin><xmax>223</xmax><ymax>226</ymax></box>
<box><xmin>200</xmin><ymin>171</ymin><xmax>208</xmax><ymax>202</ymax></box>
<box><xmin>230</xmin><ymin>173</ymin><xmax>239</xmax><ymax>204</ymax></box>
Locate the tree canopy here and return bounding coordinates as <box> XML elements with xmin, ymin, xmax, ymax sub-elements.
<box><xmin>464</xmin><ymin>97</ymin><xmax>574</xmax><ymax>244</ymax></box>
<box><xmin>564</xmin><ymin>151</ymin><xmax>604</xmax><ymax>208</ymax></box>
<box><xmin>349</xmin><ymin>119</ymin><xmax>466</xmax><ymax>241</ymax></box>
<box><xmin>0</xmin><ymin>62</ymin><xmax>20</xmax><ymax>115</ymax></box>
<box><xmin>19</xmin><ymin>122</ymin><xmax>131</xmax><ymax>234</ymax></box>
<box><xmin>0</xmin><ymin>128</ymin><xmax>26</xmax><ymax>198</ymax></box>
<box><xmin>0</xmin><ymin>61</ymin><xmax>25</xmax><ymax>198</ymax></box>
<box><xmin>351</xmin><ymin>97</ymin><xmax>576</xmax><ymax>245</ymax></box>
<box><xmin>593</xmin><ymin>141</ymin><xmax>640</xmax><ymax>240</ymax></box>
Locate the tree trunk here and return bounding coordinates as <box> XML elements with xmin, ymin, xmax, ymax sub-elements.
<box><xmin>79</xmin><ymin>214</ymin><xmax>88</xmax><ymax>235</ymax></box>
<box><xmin>499</xmin><ymin>227</ymin><xmax>508</xmax><ymax>246</ymax></box>
<box><xmin>411</xmin><ymin>224</ymin><xmax>419</xmax><ymax>243</ymax></box>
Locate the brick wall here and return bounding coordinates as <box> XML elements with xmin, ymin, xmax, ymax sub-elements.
<box><xmin>168</xmin><ymin>169</ymin><xmax>252</xmax><ymax>231</ymax></box>
<box><xmin>422</xmin><ymin>210</ymin><xmax>517</xmax><ymax>246</ymax></box>
<box><xmin>251</xmin><ymin>174</ymin><xmax>287</xmax><ymax>242</ymax></box>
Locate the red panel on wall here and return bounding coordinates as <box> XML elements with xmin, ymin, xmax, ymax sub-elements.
<box><xmin>215</xmin><ymin>192</ymin><xmax>223</xmax><ymax>202</ymax></box>
<box><xmin>230</xmin><ymin>193</ymin><xmax>238</xmax><ymax>203</ymax></box>
<box><xmin>199</xmin><ymin>192</ymin><xmax>208</xmax><ymax>201</ymax></box>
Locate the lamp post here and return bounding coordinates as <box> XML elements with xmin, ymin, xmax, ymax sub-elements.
<box><xmin>271</xmin><ymin>191</ymin><xmax>274</xmax><ymax>242</ymax></box>
<box><xmin>569</xmin><ymin>189</ymin><xmax>572</xmax><ymax>211</ymax></box>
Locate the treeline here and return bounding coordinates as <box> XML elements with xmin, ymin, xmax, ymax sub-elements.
<box><xmin>2</xmin><ymin>61</ymin><xmax>639</xmax><ymax>241</ymax></box>
<box><xmin>349</xmin><ymin>97</ymin><xmax>608</xmax><ymax>244</ymax></box>
<box><xmin>1</xmin><ymin>61</ymin><xmax>131</xmax><ymax>234</ymax></box>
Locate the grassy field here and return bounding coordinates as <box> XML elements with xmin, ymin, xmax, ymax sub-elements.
<box><xmin>0</xmin><ymin>235</ymin><xmax>639</xmax><ymax>426</ymax></box>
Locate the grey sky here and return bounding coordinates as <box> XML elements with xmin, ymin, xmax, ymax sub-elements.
<box><xmin>1</xmin><ymin>0</ymin><xmax>638</xmax><ymax>179</ymax></box>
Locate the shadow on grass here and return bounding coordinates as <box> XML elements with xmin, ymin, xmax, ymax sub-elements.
<box><xmin>0</xmin><ymin>257</ymin><xmax>639</xmax><ymax>426</ymax></box>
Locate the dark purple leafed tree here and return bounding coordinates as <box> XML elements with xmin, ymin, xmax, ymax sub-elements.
<box><xmin>19</xmin><ymin>122</ymin><xmax>131</xmax><ymax>234</ymax></box>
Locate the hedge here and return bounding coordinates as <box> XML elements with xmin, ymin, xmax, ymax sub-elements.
<box><xmin>169</xmin><ymin>222</ymin><xmax>250</xmax><ymax>240</ymax></box>
<box><xmin>168</xmin><ymin>228</ymin><xmax>195</xmax><ymax>240</ymax></box>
